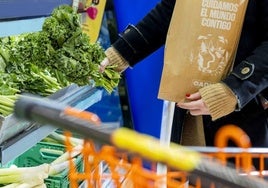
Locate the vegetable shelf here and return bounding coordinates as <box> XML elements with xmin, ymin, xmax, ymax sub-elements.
<box><xmin>0</xmin><ymin>84</ymin><xmax>103</xmax><ymax>165</ymax></box>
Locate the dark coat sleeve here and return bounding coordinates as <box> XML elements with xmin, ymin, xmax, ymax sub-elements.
<box><xmin>112</xmin><ymin>0</ymin><xmax>176</xmax><ymax>66</ymax></box>
<box><xmin>223</xmin><ymin>0</ymin><xmax>268</xmax><ymax>109</ymax></box>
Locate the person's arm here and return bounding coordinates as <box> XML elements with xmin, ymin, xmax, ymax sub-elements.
<box><xmin>102</xmin><ymin>0</ymin><xmax>176</xmax><ymax>72</ymax></box>
<box><xmin>223</xmin><ymin>5</ymin><xmax>268</xmax><ymax>111</ymax></box>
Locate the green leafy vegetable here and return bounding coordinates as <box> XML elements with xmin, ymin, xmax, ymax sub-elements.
<box><xmin>43</xmin><ymin>5</ymin><xmax>81</xmax><ymax>48</ymax></box>
<box><xmin>42</xmin><ymin>5</ymin><xmax>120</xmax><ymax>90</ymax></box>
<box><xmin>0</xmin><ymin>4</ymin><xmax>121</xmax><ymax>117</ymax></box>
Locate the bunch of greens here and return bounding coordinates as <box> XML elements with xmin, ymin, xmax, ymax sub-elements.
<box><xmin>0</xmin><ymin>4</ymin><xmax>121</xmax><ymax>117</ymax></box>
<box><xmin>0</xmin><ymin>33</ymin><xmax>64</xmax><ymax>96</ymax></box>
<box><xmin>42</xmin><ymin>5</ymin><xmax>121</xmax><ymax>91</ymax></box>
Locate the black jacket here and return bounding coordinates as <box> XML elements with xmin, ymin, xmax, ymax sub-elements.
<box><xmin>112</xmin><ymin>0</ymin><xmax>268</xmax><ymax>147</ymax></box>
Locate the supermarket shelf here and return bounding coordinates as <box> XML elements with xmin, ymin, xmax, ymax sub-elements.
<box><xmin>0</xmin><ymin>17</ymin><xmax>45</xmax><ymax>38</ymax></box>
<box><xmin>0</xmin><ymin>0</ymin><xmax>72</xmax><ymax>20</ymax></box>
<box><xmin>0</xmin><ymin>84</ymin><xmax>103</xmax><ymax>165</ymax></box>
<box><xmin>0</xmin><ymin>124</ymin><xmax>55</xmax><ymax>165</ymax></box>
<box><xmin>0</xmin><ymin>0</ymin><xmax>72</xmax><ymax>37</ymax></box>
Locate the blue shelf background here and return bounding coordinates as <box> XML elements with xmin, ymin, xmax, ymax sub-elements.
<box><xmin>0</xmin><ymin>18</ymin><xmax>45</xmax><ymax>37</ymax></box>
<box><xmin>0</xmin><ymin>0</ymin><xmax>72</xmax><ymax>20</ymax></box>
<box><xmin>0</xmin><ymin>0</ymin><xmax>72</xmax><ymax>37</ymax></box>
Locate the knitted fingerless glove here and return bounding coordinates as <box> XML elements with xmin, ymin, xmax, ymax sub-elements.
<box><xmin>199</xmin><ymin>83</ymin><xmax>237</xmax><ymax>121</ymax></box>
<box><xmin>105</xmin><ymin>47</ymin><xmax>129</xmax><ymax>73</ymax></box>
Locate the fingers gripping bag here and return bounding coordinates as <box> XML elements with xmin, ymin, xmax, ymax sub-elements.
<box><xmin>158</xmin><ymin>0</ymin><xmax>249</xmax><ymax>102</ymax></box>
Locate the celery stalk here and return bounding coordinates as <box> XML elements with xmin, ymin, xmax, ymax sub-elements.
<box><xmin>16</xmin><ymin>181</ymin><xmax>46</xmax><ymax>188</ymax></box>
<box><xmin>50</xmin><ymin>145</ymin><xmax>82</xmax><ymax>166</ymax></box>
<box><xmin>1</xmin><ymin>183</ymin><xmax>19</xmax><ymax>188</ymax></box>
<box><xmin>49</xmin><ymin>158</ymin><xmax>75</xmax><ymax>176</ymax></box>
<box><xmin>49</xmin><ymin>132</ymin><xmax>83</xmax><ymax>146</ymax></box>
<box><xmin>0</xmin><ymin>164</ymin><xmax>49</xmax><ymax>185</ymax></box>
<box><xmin>32</xmin><ymin>183</ymin><xmax>47</xmax><ymax>188</ymax></box>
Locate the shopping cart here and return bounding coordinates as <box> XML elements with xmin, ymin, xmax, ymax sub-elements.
<box><xmin>13</xmin><ymin>95</ymin><xmax>268</xmax><ymax>188</ymax></box>
<box><xmin>63</xmin><ymin>125</ymin><xmax>268</xmax><ymax>188</ymax></box>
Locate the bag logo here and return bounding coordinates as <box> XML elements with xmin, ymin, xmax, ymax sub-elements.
<box><xmin>190</xmin><ymin>34</ymin><xmax>229</xmax><ymax>76</ymax></box>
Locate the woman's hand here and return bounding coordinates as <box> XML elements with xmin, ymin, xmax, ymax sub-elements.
<box><xmin>176</xmin><ymin>92</ymin><xmax>211</xmax><ymax>116</ymax></box>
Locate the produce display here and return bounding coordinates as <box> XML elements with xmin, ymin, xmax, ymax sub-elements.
<box><xmin>0</xmin><ymin>4</ymin><xmax>121</xmax><ymax>187</ymax></box>
<box><xmin>0</xmin><ymin>5</ymin><xmax>121</xmax><ymax>117</ymax></box>
<box><xmin>0</xmin><ymin>132</ymin><xmax>84</xmax><ymax>188</ymax></box>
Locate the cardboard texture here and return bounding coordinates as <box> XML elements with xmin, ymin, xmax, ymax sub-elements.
<box><xmin>158</xmin><ymin>0</ymin><xmax>248</xmax><ymax>102</ymax></box>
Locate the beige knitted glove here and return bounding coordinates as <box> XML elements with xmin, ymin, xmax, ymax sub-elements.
<box><xmin>199</xmin><ymin>83</ymin><xmax>238</xmax><ymax>121</ymax></box>
<box><xmin>104</xmin><ymin>47</ymin><xmax>129</xmax><ymax>73</ymax></box>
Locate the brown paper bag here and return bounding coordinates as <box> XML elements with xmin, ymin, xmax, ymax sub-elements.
<box><xmin>180</xmin><ymin>115</ymin><xmax>205</xmax><ymax>146</ymax></box>
<box><xmin>158</xmin><ymin>0</ymin><xmax>248</xmax><ymax>102</ymax></box>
